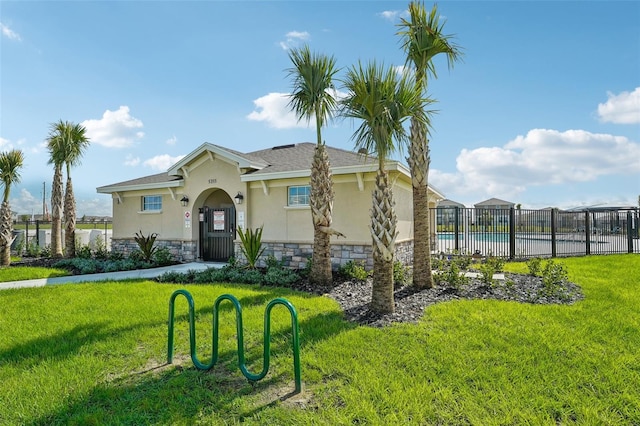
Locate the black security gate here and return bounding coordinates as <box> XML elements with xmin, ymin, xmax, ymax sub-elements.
<box><xmin>199</xmin><ymin>206</ymin><xmax>236</xmax><ymax>261</ymax></box>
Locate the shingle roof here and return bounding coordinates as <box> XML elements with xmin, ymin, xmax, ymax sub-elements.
<box><xmin>245</xmin><ymin>142</ymin><xmax>375</xmax><ymax>175</ymax></box>
<box><xmin>98</xmin><ymin>143</ymin><xmax>379</xmax><ymax>192</ymax></box>
<box><xmin>96</xmin><ymin>172</ymin><xmax>183</xmax><ymax>192</ymax></box>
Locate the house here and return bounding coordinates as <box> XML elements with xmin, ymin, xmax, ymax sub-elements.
<box><xmin>97</xmin><ymin>142</ymin><xmax>446</xmax><ymax>269</ymax></box>
<box><xmin>435</xmin><ymin>199</ymin><xmax>467</xmax><ymax>230</ymax></box>
<box><xmin>473</xmin><ymin>197</ymin><xmax>515</xmax><ymax>228</ymax></box>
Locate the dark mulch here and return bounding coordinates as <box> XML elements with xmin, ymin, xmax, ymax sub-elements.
<box><xmin>289</xmin><ymin>273</ymin><xmax>584</xmax><ymax>328</ymax></box>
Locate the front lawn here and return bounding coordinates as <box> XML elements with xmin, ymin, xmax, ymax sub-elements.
<box><xmin>0</xmin><ymin>255</ymin><xmax>638</xmax><ymax>424</ymax></box>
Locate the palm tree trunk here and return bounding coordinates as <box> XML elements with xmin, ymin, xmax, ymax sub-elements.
<box><xmin>369</xmin><ymin>169</ymin><xmax>397</xmax><ymax>313</ymax></box>
<box><xmin>51</xmin><ymin>166</ymin><xmax>64</xmax><ymax>257</ymax></box>
<box><xmin>0</xmin><ymin>200</ymin><xmax>13</xmax><ymax>266</ymax></box>
<box><xmin>64</xmin><ymin>173</ymin><xmax>76</xmax><ymax>258</ymax></box>
<box><xmin>407</xmin><ymin>118</ymin><xmax>433</xmax><ymax>289</ymax></box>
<box><xmin>309</xmin><ymin>144</ymin><xmax>334</xmax><ymax>286</ymax></box>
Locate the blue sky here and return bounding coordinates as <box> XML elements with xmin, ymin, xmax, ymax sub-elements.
<box><xmin>1</xmin><ymin>1</ymin><xmax>639</xmax><ymax>217</ymax></box>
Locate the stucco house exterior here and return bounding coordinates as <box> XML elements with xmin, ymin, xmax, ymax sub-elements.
<box><xmin>97</xmin><ymin>142</ymin><xmax>445</xmax><ymax>269</ymax></box>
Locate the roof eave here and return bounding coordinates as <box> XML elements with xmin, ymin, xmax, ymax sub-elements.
<box><xmin>97</xmin><ymin>180</ymin><xmax>184</xmax><ymax>194</ymax></box>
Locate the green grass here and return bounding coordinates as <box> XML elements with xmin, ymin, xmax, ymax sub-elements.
<box><xmin>0</xmin><ymin>254</ymin><xmax>638</xmax><ymax>424</ymax></box>
<box><xmin>0</xmin><ymin>266</ymin><xmax>69</xmax><ymax>281</ymax></box>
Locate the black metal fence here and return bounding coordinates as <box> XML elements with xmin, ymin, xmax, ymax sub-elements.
<box><xmin>435</xmin><ymin>207</ymin><xmax>640</xmax><ymax>259</ymax></box>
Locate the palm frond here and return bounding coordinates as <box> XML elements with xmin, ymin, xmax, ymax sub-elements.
<box><xmin>286</xmin><ymin>45</ymin><xmax>340</xmax><ymax>142</ymax></box>
<box><xmin>397</xmin><ymin>1</ymin><xmax>463</xmax><ymax>85</ymax></box>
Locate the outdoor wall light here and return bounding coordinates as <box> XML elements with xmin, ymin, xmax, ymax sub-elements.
<box><xmin>234</xmin><ymin>192</ymin><xmax>244</xmax><ymax>204</ymax></box>
<box><xmin>180</xmin><ymin>195</ymin><xmax>189</xmax><ymax>207</ymax></box>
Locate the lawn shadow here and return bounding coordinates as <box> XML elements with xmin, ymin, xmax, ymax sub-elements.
<box><xmin>25</xmin><ymin>308</ymin><xmax>353</xmax><ymax>425</ymax></box>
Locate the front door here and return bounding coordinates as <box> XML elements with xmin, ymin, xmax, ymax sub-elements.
<box><xmin>199</xmin><ymin>206</ymin><xmax>236</xmax><ymax>261</ymax></box>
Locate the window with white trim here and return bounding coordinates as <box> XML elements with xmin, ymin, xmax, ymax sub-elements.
<box><xmin>142</xmin><ymin>195</ymin><xmax>162</xmax><ymax>211</ymax></box>
<box><xmin>288</xmin><ymin>185</ymin><xmax>310</xmax><ymax>206</ymax></box>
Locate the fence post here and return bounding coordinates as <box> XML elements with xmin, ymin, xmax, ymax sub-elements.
<box><xmin>35</xmin><ymin>220</ymin><xmax>40</xmax><ymax>247</ymax></box>
<box><xmin>454</xmin><ymin>207</ymin><xmax>460</xmax><ymax>252</ymax></box>
<box><xmin>509</xmin><ymin>207</ymin><xmax>515</xmax><ymax>260</ymax></box>
<box><xmin>627</xmin><ymin>211</ymin><xmax>634</xmax><ymax>254</ymax></box>
<box><xmin>551</xmin><ymin>209</ymin><xmax>557</xmax><ymax>258</ymax></box>
<box><xmin>584</xmin><ymin>211</ymin><xmax>591</xmax><ymax>255</ymax></box>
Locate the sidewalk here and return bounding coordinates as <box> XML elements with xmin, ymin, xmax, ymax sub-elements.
<box><xmin>0</xmin><ymin>262</ymin><xmax>225</xmax><ymax>291</ymax></box>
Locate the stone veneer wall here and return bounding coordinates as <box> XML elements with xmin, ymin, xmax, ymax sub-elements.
<box><xmin>112</xmin><ymin>238</ymin><xmax>413</xmax><ymax>269</ymax></box>
<box><xmin>111</xmin><ymin>238</ymin><xmax>198</xmax><ymax>263</ymax></box>
<box><xmin>234</xmin><ymin>239</ymin><xmax>414</xmax><ymax>271</ymax></box>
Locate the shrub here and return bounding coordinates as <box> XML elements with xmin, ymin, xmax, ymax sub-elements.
<box><xmin>263</xmin><ymin>267</ymin><xmax>300</xmax><ymax>287</ymax></box>
<box><xmin>338</xmin><ymin>260</ymin><xmax>369</xmax><ymax>281</ymax></box>
<box><xmin>26</xmin><ymin>240</ymin><xmax>41</xmax><ymax>257</ymax></box>
<box><xmin>527</xmin><ymin>257</ymin><xmax>543</xmax><ymax>276</ymax></box>
<box><xmin>76</xmin><ymin>244</ymin><xmax>93</xmax><ymax>259</ymax></box>
<box><xmin>133</xmin><ymin>230</ymin><xmax>158</xmax><ymax>262</ymax></box>
<box><xmin>442</xmin><ymin>261</ymin><xmax>469</xmax><ymax>291</ymax></box>
<box><xmin>93</xmin><ymin>235</ymin><xmax>109</xmax><ymax>260</ymax></box>
<box><xmin>393</xmin><ymin>261</ymin><xmax>409</xmax><ymax>286</ymax></box>
<box><xmin>540</xmin><ymin>260</ymin><xmax>569</xmax><ymax>298</ymax></box>
<box><xmin>152</xmin><ymin>247</ymin><xmax>174</xmax><ymax>266</ymax></box>
<box><xmin>237</xmin><ymin>226</ymin><xmax>266</xmax><ymax>268</ymax></box>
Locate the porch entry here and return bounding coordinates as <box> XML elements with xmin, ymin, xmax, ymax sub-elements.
<box><xmin>199</xmin><ymin>206</ymin><xmax>236</xmax><ymax>261</ymax></box>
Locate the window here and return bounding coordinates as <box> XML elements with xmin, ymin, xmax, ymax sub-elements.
<box><xmin>288</xmin><ymin>185</ymin><xmax>310</xmax><ymax>206</ymax></box>
<box><xmin>142</xmin><ymin>195</ymin><xmax>162</xmax><ymax>211</ymax></box>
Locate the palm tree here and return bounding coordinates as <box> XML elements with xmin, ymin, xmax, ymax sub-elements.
<box><xmin>340</xmin><ymin>61</ymin><xmax>426</xmax><ymax>314</ymax></box>
<box><xmin>62</xmin><ymin>123</ymin><xmax>90</xmax><ymax>258</ymax></box>
<box><xmin>47</xmin><ymin>120</ymin><xmax>89</xmax><ymax>258</ymax></box>
<box><xmin>0</xmin><ymin>149</ymin><xmax>25</xmax><ymax>266</ymax></box>
<box><xmin>287</xmin><ymin>45</ymin><xmax>343</xmax><ymax>287</ymax></box>
<box><xmin>398</xmin><ymin>1</ymin><xmax>462</xmax><ymax>289</ymax></box>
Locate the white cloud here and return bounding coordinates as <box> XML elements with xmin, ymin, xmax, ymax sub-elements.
<box><xmin>247</xmin><ymin>92</ymin><xmax>308</xmax><ymax>129</ymax></box>
<box><xmin>143</xmin><ymin>154</ymin><xmax>185</xmax><ymax>171</ymax></box>
<box><xmin>166</xmin><ymin>135</ymin><xmax>178</xmax><ymax>145</ymax></box>
<box><xmin>597</xmin><ymin>87</ymin><xmax>640</xmax><ymax>124</ymax></box>
<box><xmin>431</xmin><ymin>128</ymin><xmax>640</xmax><ymax>201</ymax></box>
<box><xmin>123</xmin><ymin>154</ymin><xmax>140</xmax><ymax>167</ymax></box>
<box><xmin>247</xmin><ymin>90</ymin><xmax>345</xmax><ymax>129</ymax></box>
<box><xmin>81</xmin><ymin>106</ymin><xmax>144</xmax><ymax>148</ymax></box>
<box><xmin>0</xmin><ymin>137</ymin><xmax>12</xmax><ymax>149</ymax></box>
<box><xmin>379</xmin><ymin>10</ymin><xmax>400</xmax><ymax>21</ymax></box>
<box><xmin>279</xmin><ymin>30</ymin><xmax>310</xmax><ymax>50</ymax></box>
<box><xmin>378</xmin><ymin>9</ymin><xmax>409</xmax><ymax>21</ymax></box>
<box><xmin>0</xmin><ymin>22</ymin><xmax>21</xmax><ymax>41</ymax></box>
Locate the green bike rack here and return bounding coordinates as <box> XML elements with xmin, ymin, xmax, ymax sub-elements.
<box><xmin>167</xmin><ymin>289</ymin><xmax>302</xmax><ymax>393</ymax></box>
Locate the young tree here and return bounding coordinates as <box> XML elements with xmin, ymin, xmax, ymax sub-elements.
<box><xmin>398</xmin><ymin>1</ymin><xmax>462</xmax><ymax>288</ymax></box>
<box><xmin>287</xmin><ymin>45</ymin><xmax>343</xmax><ymax>286</ymax></box>
<box><xmin>0</xmin><ymin>149</ymin><xmax>25</xmax><ymax>265</ymax></box>
<box><xmin>340</xmin><ymin>61</ymin><xmax>426</xmax><ymax>313</ymax></box>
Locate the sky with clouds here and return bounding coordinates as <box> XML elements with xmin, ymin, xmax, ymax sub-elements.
<box><xmin>1</xmin><ymin>1</ymin><xmax>638</xmax><ymax>218</ymax></box>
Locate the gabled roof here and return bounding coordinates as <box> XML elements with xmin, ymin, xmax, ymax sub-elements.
<box><xmin>97</xmin><ymin>172</ymin><xmax>183</xmax><ymax>193</ymax></box>
<box><xmin>474</xmin><ymin>197</ymin><xmax>515</xmax><ymax>207</ymax></box>
<box><xmin>96</xmin><ymin>142</ymin><xmax>446</xmax><ymax>199</ymax></box>
<box><xmin>167</xmin><ymin>142</ymin><xmax>269</xmax><ymax>177</ymax></box>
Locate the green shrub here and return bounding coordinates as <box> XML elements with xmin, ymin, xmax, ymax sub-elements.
<box><xmin>393</xmin><ymin>261</ymin><xmax>409</xmax><ymax>285</ymax></box>
<box><xmin>263</xmin><ymin>267</ymin><xmax>300</xmax><ymax>287</ymax></box>
<box><xmin>441</xmin><ymin>261</ymin><xmax>469</xmax><ymax>291</ymax></box>
<box><xmin>540</xmin><ymin>260</ymin><xmax>569</xmax><ymax>298</ymax></box>
<box><xmin>527</xmin><ymin>257</ymin><xmax>543</xmax><ymax>276</ymax></box>
<box><xmin>76</xmin><ymin>244</ymin><xmax>93</xmax><ymax>259</ymax></box>
<box><xmin>152</xmin><ymin>247</ymin><xmax>173</xmax><ymax>266</ymax></box>
<box><xmin>133</xmin><ymin>230</ymin><xmax>158</xmax><ymax>262</ymax></box>
<box><xmin>25</xmin><ymin>240</ymin><xmax>41</xmax><ymax>257</ymax></box>
<box><xmin>237</xmin><ymin>226</ymin><xmax>266</xmax><ymax>268</ymax></box>
<box><xmin>339</xmin><ymin>260</ymin><xmax>369</xmax><ymax>281</ymax></box>
<box><xmin>93</xmin><ymin>235</ymin><xmax>109</xmax><ymax>260</ymax></box>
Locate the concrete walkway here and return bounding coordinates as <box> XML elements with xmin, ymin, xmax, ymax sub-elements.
<box><xmin>0</xmin><ymin>262</ymin><xmax>225</xmax><ymax>291</ymax></box>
